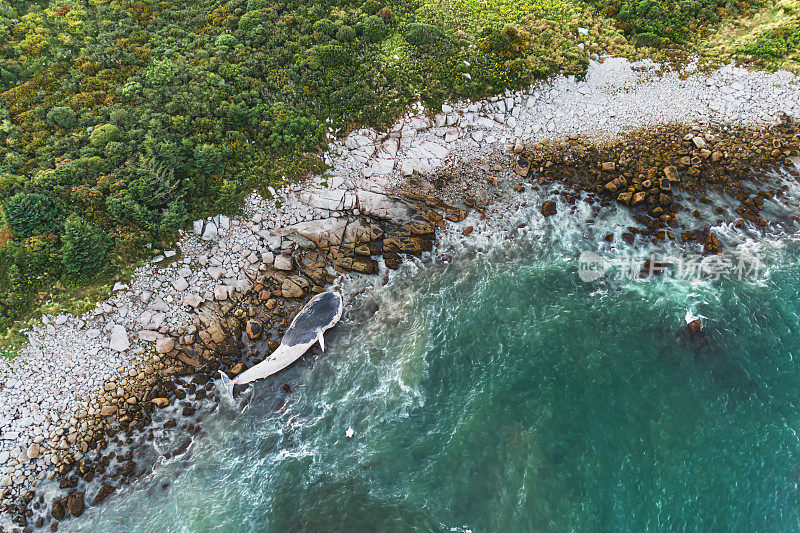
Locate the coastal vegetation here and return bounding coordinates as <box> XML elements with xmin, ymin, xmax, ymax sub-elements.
<box><xmin>0</xmin><ymin>0</ymin><xmax>795</xmax><ymax>338</ymax></box>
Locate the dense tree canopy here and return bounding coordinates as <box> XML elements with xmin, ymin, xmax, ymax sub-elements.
<box><xmin>0</xmin><ymin>0</ymin><xmax>783</xmax><ymax>333</ymax></box>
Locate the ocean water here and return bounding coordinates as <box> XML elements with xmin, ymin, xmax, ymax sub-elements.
<box><xmin>69</xmin><ymin>175</ymin><xmax>800</xmax><ymax>532</ymax></box>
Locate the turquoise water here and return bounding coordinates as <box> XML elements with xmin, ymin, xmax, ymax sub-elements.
<box><xmin>70</xmin><ymin>193</ymin><xmax>800</xmax><ymax>532</ymax></box>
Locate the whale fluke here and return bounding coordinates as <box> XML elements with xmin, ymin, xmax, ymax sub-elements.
<box><xmin>219</xmin><ymin>370</ymin><xmax>235</xmax><ymax>400</ymax></box>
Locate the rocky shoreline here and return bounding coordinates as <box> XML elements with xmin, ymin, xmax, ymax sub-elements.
<box><xmin>1</xmin><ymin>57</ymin><xmax>799</xmax><ymax>530</ymax></box>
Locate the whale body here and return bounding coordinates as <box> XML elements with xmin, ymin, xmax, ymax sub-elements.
<box><xmin>220</xmin><ymin>291</ymin><xmax>343</xmax><ymax>398</ymax></box>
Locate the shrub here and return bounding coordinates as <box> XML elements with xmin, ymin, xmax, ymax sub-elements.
<box><xmin>20</xmin><ymin>233</ymin><xmax>60</xmax><ymax>279</ymax></box>
<box><xmin>89</xmin><ymin>124</ymin><xmax>121</xmax><ymax>147</ymax></box>
<box><xmin>362</xmin><ymin>16</ymin><xmax>389</xmax><ymax>43</ymax></box>
<box><xmin>45</xmin><ymin>106</ymin><xmax>77</xmax><ymax>129</ymax></box>
<box><xmin>61</xmin><ymin>216</ymin><xmax>112</xmax><ymax>281</ymax></box>
<box><xmin>336</xmin><ymin>25</ymin><xmax>356</xmax><ymax>42</ymax></box>
<box><xmin>362</xmin><ymin>0</ymin><xmax>381</xmax><ymax>14</ymax></box>
<box><xmin>404</xmin><ymin>23</ymin><xmax>443</xmax><ymax>47</ymax></box>
<box><xmin>313</xmin><ymin>18</ymin><xmax>337</xmax><ymax>38</ymax></box>
<box><xmin>3</xmin><ymin>193</ymin><xmax>60</xmax><ymax>237</ymax></box>
<box><xmin>316</xmin><ymin>44</ymin><xmax>350</xmax><ymax>67</ymax></box>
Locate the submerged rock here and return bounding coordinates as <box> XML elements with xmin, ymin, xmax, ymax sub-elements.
<box><xmin>687</xmin><ymin>318</ymin><xmax>703</xmax><ymax>336</ymax></box>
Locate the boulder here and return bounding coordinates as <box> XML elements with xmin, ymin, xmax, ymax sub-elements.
<box><xmin>109</xmin><ymin>325</ymin><xmax>130</xmax><ymax>352</ymax></box>
<box><xmin>692</xmin><ymin>136</ymin><xmax>707</xmax><ymax>149</ymax></box>
<box><xmin>51</xmin><ymin>500</ymin><xmax>66</xmax><ymax>521</ymax></box>
<box><xmin>92</xmin><ymin>485</ymin><xmax>115</xmax><ymax>506</ymax></box>
<box><xmin>273</xmin><ymin>254</ymin><xmax>293</xmax><ymax>271</ymax></box>
<box><xmin>66</xmin><ymin>492</ymin><xmax>85</xmax><ymax>517</ymax></box>
<box><xmin>663</xmin><ymin>166</ymin><xmax>679</xmax><ymax>181</ymax></box>
<box><xmin>151</xmin><ymin>398</ymin><xmax>169</xmax><ymax>408</ymax></box>
<box><xmin>201</xmin><ymin>222</ymin><xmax>218</xmax><ymax>241</ymax></box>
<box><xmin>184</xmin><ymin>293</ymin><xmax>202</xmax><ymax>308</ymax></box>
<box><xmin>687</xmin><ymin>318</ymin><xmax>702</xmax><ymax>336</ymax></box>
<box><xmin>281</xmin><ymin>276</ymin><xmax>308</xmax><ymax>298</ymax></box>
<box><xmin>172</xmin><ymin>277</ymin><xmax>188</xmax><ymax>292</ymax></box>
<box><xmin>27</xmin><ymin>443</ymin><xmax>40</xmax><ymax>460</ymax></box>
<box><xmin>214</xmin><ymin>285</ymin><xmax>230</xmax><ymax>301</ymax></box>
<box><xmin>230</xmin><ymin>362</ymin><xmax>247</xmax><ymax>376</ymax></box>
<box><xmin>513</xmin><ymin>156</ymin><xmax>530</xmax><ymax>177</ymax></box>
<box><xmin>541</xmin><ymin>201</ymin><xmax>557</xmax><ymax>217</ymax></box>
<box><xmin>155</xmin><ymin>337</ymin><xmax>175</xmax><ymax>354</ymax></box>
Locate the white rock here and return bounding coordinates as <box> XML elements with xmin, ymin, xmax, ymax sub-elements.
<box><xmin>201</xmin><ymin>222</ymin><xmax>218</xmax><ymax>241</ymax></box>
<box><xmin>172</xmin><ymin>277</ymin><xmax>189</xmax><ymax>292</ymax></box>
<box><xmin>109</xmin><ymin>325</ymin><xmax>130</xmax><ymax>352</ymax></box>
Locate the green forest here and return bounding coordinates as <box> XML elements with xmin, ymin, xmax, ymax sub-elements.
<box><xmin>0</xmin><ymin>0</ymin><xmax>795</xmax><ymax>337</ymax></box>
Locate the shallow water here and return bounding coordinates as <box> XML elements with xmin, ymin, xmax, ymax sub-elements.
<box><xmin>69</xmin><ymin>177</ymin><xmax>800</xmax><ymax>532</ymax></box>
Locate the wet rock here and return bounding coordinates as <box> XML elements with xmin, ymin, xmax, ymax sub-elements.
<box><xmin>50</xmin><ymin>500</ymin><xmax>65</xmax><ymax>521</ymax></box>
<box><xmin>382</xmin><ymin>235</ymin><xmax>432</xmax><ymax>255</ymax></box>
<box><xmin>66</xmin><ymin>492</ymin><xmax>84</xmax><ymax>517</ymax></box>
<box><xmin>541</xmin><ymin>201</ymin><xmax>557</xmax><ymax>217</ymax></box>
<box><xmin>246</xmin><ymin>320</ymin><xmax>262</xmax><ymax>340</ymax></box>
<box><xmin>92</xmin><ymin>485</ymin><xmax>115</xmax><ymax>506</ymax></box>
<box><xmin>230</xmin><ymin>362</ymin><xmax>247</xmax><ymax>376</ymax></box>
<box><xmin>663</xmin><ymin>166</ymin><xmax>679</xmax><ymax>181</ymax></box>
<box><xmin>383</xmin><ymin>252</ymin><xmax>402</xmax><ymax>270</ymax></box>
<box><xmin>151</xmin><ymin>398</ymin><xmax>169</xmax><ymax>408</ymax></box>
<box><xmin>513</xmin><ymin>156</ymin><xmax>531</xmax><ymax>177</ymax></box>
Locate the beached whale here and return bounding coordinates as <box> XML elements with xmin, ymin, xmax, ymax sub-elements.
<box><xmin>219</xmin><ymin>291</ymin><xmax>343</xmax><ymax>398</ymax></box>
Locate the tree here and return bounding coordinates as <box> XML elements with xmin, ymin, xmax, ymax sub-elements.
<box><xmin>3</xmin><ymin>193</ymin><xmax>60</xmax><ymax>237</ymax></box>
<box><xmin>45</xmin><ymin>106</ymin><xmax>77</xmax><ymax>129</ymax></box>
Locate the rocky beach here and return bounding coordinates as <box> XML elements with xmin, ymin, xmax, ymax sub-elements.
<box><xmin>1</xmin><ymin>57</ymin><xmax>799</xmax><ymax>530</ymax></box>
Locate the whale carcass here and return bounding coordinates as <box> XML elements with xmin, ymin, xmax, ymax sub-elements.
<box><xmin>220</xmin><ymin>291</ymin><xmax>343</xmax><ymax>398</ymax></box>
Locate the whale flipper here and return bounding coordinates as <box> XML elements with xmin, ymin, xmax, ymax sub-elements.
<box><xmin>319</xmin><ymin>332</ymin><xmax>325</xmax><ymax>352</ymax></box>
<box><xmin>219</xmin><ymin>370</ymin><xmax>235</xmax><ymax>400</ymax></box>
